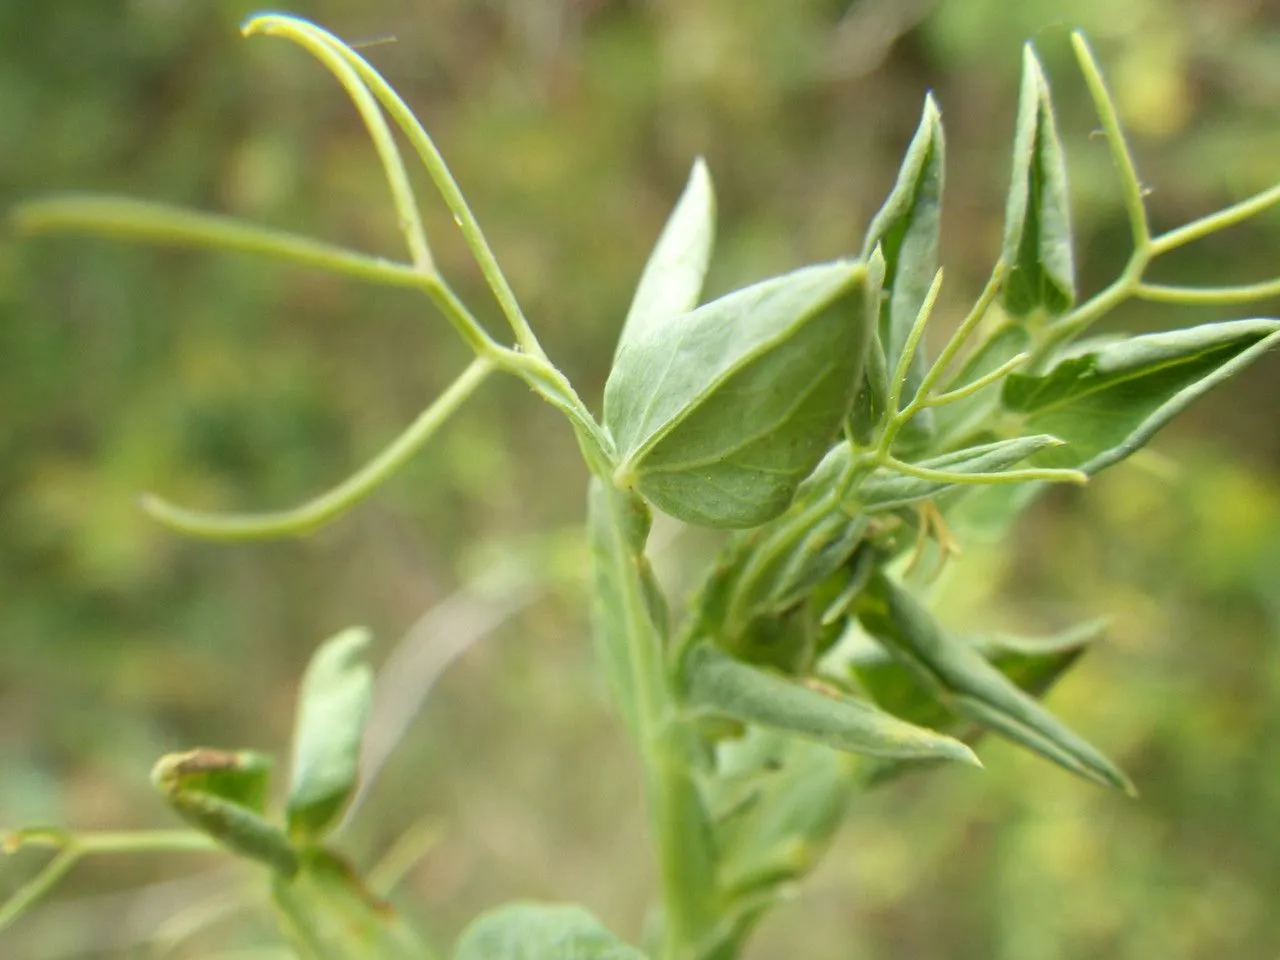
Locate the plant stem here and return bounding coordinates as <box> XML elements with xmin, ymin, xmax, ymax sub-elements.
<box><xmin>916</xmin><ymin>261</ymin><xmax>1006</xmax><ymax>399</ymax></box>
<box><xmin>1136</xmin><ymin>278</ymin><xmax>1280</xmax><ymax>304</ymax></box>
<box><xmin>1071</xmin><ymin>32</ymin><xmax>1150</xmax><ymax>255</ymax></box>
<box><xmin>886</xmin><ymin>268</ymin><xmax>944</xmax><ymax>416</ymax></box>
<box><xmin>0</xmin><ymin>830</ymin><xmax>220</xmax><ymax>933</ymax></box>
<box><xmin>241</xmin><ymin>15</ymin><xmax>434</xmax><ymax>273</ymax></box>
<box><xmin>882</xmin><ymin>455</ymin><xmax>1086</xmax><ymax>486</ymax></box>
<box><xmin>1151</xmin><ymin>181</ymin><xmax>1280</xmax><ymax>255</ymax></box>
<box><xmin>928</xmin><ymin>351</ymin><xmax>1028</xmax><ymax>406</ymax></box>
<box><xmin>140</xmin><ymin>357</ymin><xmax>495</xmax><ymax>540</ymax></box>
<box><xmin>251</xmin><ymin>14</ymin><xmax>548</xmax><ymax>361</ymax></box>
<box><xmin>12</xmin><ymin>197</ymin><xmax>428</xmax><ymax>288</ymax></box>
<box><xmin>589</xmin><ymin>482</ymin><xmax>716</xmax><ymax>960</ymax></box>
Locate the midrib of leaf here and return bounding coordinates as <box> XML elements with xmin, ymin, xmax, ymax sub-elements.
<box><xmin>618</xmin><ymin>321</ymin><xmax>688</xmax><ymax>453</ymax></box>
<box><xmin>633</xmin><ymin>351</ymin><xmax>843</xmax><ymax>476</ymax></box>
<box><xmin>1013</xmin><ymin>339</ymin><xmax>1258</xmax><ymax>416</ymax></box>
<box><xmin>617</xmin><ymin>268</ymin><xmax>860</xmax><ymax>470</ymax></box>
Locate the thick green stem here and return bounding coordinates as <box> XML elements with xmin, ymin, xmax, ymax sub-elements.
<box><xmin>588</xmin><ymin>481</ymin><xmax>716</xmax><ymax>960</ymax></box>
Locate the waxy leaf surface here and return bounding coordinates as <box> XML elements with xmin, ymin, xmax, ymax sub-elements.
<box><xmin>455</xmin><ymin>902</ymin><xmax>648</xmax><ymax>960</ymax></box>
<box><xmin>852</xmin><ymin>619</ymin><xmax>1104</xmax><ymax>785</ymax></box>
<box><xmin>287</xmin><ymin>627</ymin><xmax>375</xmax><ymax>841</ymax></box>
<box><xmin>1001</xmin><ymin>45</ymin><xmax>1074</xmax><ymax>316</ymax></box>
<box><xmin>862</xmin><ymin>96</ymin><xmax>945</xmax><ymax>444</ymax></box>
<box><xmin>857</xmin><ymin>574</ymin><xmax>1132</xmax><ymax>792</ymax></box>
<box><xmin>606</xmin><ymin>261</ymin><xmax>870</xmax><ymax>527</ymax></box>
<box><xmin>679</xmin><ymin>642</ymin><xmax>979</xmax><ymax>765</ymax></box>
<box><xmin>848</xmin><ymin>246</ymin><xmax>889</xmax><ymax>444</ymax></box>
<box><xmin>1004</xmin><ymin>319</ymin><xmax>1280</xmax><ymax>473</ymax></box>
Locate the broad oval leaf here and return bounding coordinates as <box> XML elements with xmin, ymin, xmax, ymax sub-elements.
<box><xmin>605</xmin><ymin>261</ymin><xmax>871</xmax><ymax>528</ymax></box>
<box><xmin>287</xmin><ymin>627</ymin><xmax>375</xmax><ymax>842</ymax></box>
<box><xmin>1004</xmin><ymin>319</ymin><xmax>1280</xmax><ymax>474</ymax></box>
<box><xmin>616</xmin><ymin>158</ymin><xmax>715</xmax><ymax>358</ymax></box>
<box><xmin>1001</xmin><ymin>44</ymin><xmax>1074</xmax><ymax>317</ymax></box>
<box><xmin>857</xmin><ymin>573</ymin><xmax>1133</xmax><ymax>792</ymax></box>
<box><xmin>678</xmin><ymin>642</ymin><xmax>980</xmax><ymax>765</ymax></box>
<box><xmin>151</xmin><ymin>749</ymin><xmax>298</xmax><ymax>875</ymax></box>
<box><xmin>455</xmin><ymin>902</ymin><xmax>648</xmax><ymax>960</ymax></box>
<box><xmin>862</xmin><ymin>96</ymin><xmax>945</xmax><ymax>445</ymax></box>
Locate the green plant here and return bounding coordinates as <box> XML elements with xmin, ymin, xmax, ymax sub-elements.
<box><xmin>5</xmin><ymin>11</ymin><xmax>1279</xmax><ymax>960</ymax></box>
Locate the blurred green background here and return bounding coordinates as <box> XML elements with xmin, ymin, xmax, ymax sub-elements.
<box><xmin>2</xmin><ymin>1</ymin><xmax>1279</xmax><ymax>958</ymax></box>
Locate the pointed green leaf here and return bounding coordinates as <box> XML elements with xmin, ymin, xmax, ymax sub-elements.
<box><xmin>1005</xmin><ymin>319</ymin><xmax>1280</xmax><ymax>473</ymax></box>
<box><xmin>975</xmin><ymin>620</ymin><xmax>1107</xmax><ymax>691</ymax></box>
<box><xmin>854</xmin><ymin>434</ymin><xmax>1064</xmax><ymax>511</ymax></box>
<box><xmin>605</xmin><ymin>261</ymin><xmax>871</xmax><ymax>528</ymax></box>
<box><xmin>456</xmin><ymin>902</ymin><xmax>648</xmax><ymax>960</ymax></box>
<box><xmin>853</xmin><ymin>620</ymin><xmax>1105</xmax><ymax>786</ymax></box>
<box><xmin>852</xmin><ymin>619</ymin><xmax>1103</xmax><ymax>728</ymax></box>
<box><xmin>272</xmin><ymin>848</ymin><xmax>426</xmax><ymax>959</ymax></box>
<box><xmin>857</xmin><ymin>574</ymin><xmax>1132</xmax><ymax>792</ymax></box>
<box><xmin>617</xmin><ymin>158</ymin><xmax>715</xmax><ymax>358</ymax></box>
<box><xmin>679</xmin><ymin>643</ymin><xmax>979</xmax><ymax>765</ymax></box>
<box><xmin>287</xmin><ymin>628</ymin><xmax>375</xmax><ymax>842</ymax></box>
<box><xmin>848</xmin><ymin>246</ymin><xmax>889</xmax><ymax>444</ymax></box>
<box><xmin>1002</xmin><ymin>45</ymin><xmax>1074</xmax><ymax>316</ymax></box>
<box><xmin>151</xmin><ymin>749</ymin><xmax>298</xmax><ymax>875</ymax></box>
<box><xmin>955</xmin><ymin>319</ymin><xmax>1280</xmax><ymax>538</ymax></box>
<box><xmin>863</xmin><ymin>96</ymin><xmax>945</xmax><ymax>444</ymax></box>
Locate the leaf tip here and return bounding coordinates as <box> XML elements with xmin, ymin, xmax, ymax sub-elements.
<box><xmin>956</xmin><ymin>741</ymin><xmax>984</xmax><ymax>769</ymax></box>
<box><xmin>921</xmin><ymin>91</ymin><xmax>943</xmax><ymax>126</ymax></box>
<box><xmin>1019</xmin><ymin>42</ymin><xmax>1052</xmax><ymax>100</ymax></box>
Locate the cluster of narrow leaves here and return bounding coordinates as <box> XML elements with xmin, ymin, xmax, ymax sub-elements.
<box><xmin>8</xmin><ymin>13</ymin><xmax>1280</xmax><ymax>960</ymax></box>
<box><xmin>587</xmin><ymin>34</ymin><xmax>1280</xmax><ymax>960</ymax></box>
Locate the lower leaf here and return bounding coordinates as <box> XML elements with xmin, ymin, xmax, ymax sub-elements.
<box><xmin>455</xmin><ymin>902</ymin><xmax>648</xmax><ymax>960</ymax></box>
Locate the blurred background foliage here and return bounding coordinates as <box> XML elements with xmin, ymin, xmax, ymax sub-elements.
<box><xmin>2</xmin><ymin>0</ymin><xmax>1279</xmax><ymax>958</ymax></box>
